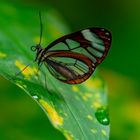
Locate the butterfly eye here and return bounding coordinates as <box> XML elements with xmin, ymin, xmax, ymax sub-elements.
<box><xmin>31</xmin><ymin>46</ymin><xmax>37</xmax><ymax>52</ymax></box>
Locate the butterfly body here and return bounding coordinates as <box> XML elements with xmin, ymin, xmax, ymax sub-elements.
<box><xmin>31</xmin><ymin>27</ymin><xmax>112</xmax><ymax>84</ymax></box>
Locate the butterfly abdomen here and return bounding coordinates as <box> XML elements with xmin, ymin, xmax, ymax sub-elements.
<box><xmin>46</xmin><ymin>59</ymin><xmax>77</xmax><ymax>80</ymax></box>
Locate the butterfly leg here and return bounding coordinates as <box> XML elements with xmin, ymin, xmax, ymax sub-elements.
<box><xmin>35</xmin><ymin>64</ymin><xmax>52</xmax><ymax>95</ymax></box>
<box><xmin>36</xmin><ymin>63</ymin><xmax>47</xmax><ymax>88</ymax></box>
<box><xmin>34</xmin><ymin>63</ymin><xmax>43</xmax><ymax>85</ymax></box>
<box><xmin>41</xmin><ymin>69</ymin><xmax>53</xmax><ymax>95</ymax></box>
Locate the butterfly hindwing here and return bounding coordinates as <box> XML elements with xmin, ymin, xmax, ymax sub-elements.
<box><xmin>44</xmin><ymin>51</ymin><xmax>94</xmax><ymax>84</ymax></box>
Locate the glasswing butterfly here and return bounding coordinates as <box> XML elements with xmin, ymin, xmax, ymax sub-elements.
<box><xmin>18</xmin><ymin>12</ymin><xmax>112</xmax><ymax>84</ymax></box>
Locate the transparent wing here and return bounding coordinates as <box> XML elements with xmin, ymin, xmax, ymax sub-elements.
<box><xmin>44</xmin><ymin>51</ymin><xmax>94</xmax><ymax>84</ymax></box>
<box><xmin>43</xmin><ymin>27</ymin><xmax>112</xmax><ymax>84</ymax></box>
<box><xmin>44</xmin><ymin>27</ymin><xmax>112</xmax><ymax>66</ymax></box>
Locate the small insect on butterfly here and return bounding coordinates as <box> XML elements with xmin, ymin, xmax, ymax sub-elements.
<box><xmin>19</xmin><ymin>12</ymin><xmax>112</xmax><ymax>84</ymax></box>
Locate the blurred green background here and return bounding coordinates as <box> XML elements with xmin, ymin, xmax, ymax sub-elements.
<box><xmin>0</xmin><ymin>0</ymin><xmax>140</xmax><ymax>140</ymax></box>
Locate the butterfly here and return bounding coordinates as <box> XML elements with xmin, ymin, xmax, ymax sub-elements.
<box><xmin>30</xmin><ymin>13</ymin><xmax>112</xmax><ymax>84</ymax></box>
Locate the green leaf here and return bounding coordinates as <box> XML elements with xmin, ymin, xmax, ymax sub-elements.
<box><xmin>0</xmin><ymin>2</ymin><xmax>110</xmax><ymax>140</ymax></box>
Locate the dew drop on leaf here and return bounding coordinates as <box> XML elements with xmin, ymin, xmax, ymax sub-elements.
<box><xmin>95</xmin><ymin>107</ymin><xmax>110</xmax><ymax>125</ymax></box>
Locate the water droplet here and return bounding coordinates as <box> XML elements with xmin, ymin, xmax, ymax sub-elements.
<box><xmin>33</xmin><ymin>95</ymin><xmax>39</xmax><ymax>99</ymax></box>
<box><xmin>95</xmin><ymin>107</ymin><xmax>110</xmax><ymax>125</ymax></box>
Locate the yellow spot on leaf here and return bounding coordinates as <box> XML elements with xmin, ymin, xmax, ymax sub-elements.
<box><xmin>87</xmin><ymin>115</ymin><xmax>93</xmax><ymax>120</ymax></box>
<box><xmin>66</xmin><ymin>135</ymin><xmax>73</xmax><ymax>140</ymax></box>
<box><xmin>64</xmin><ymin>131</ymin><xmax>73</xmax><ymax>140</ymax></box>
<box><xmin>84</xmin><ymin>78</ymin><xmax>103</xmax><ymax>89</ymax></box>
<box><xmin>15</xmin><ymin>60</ymin><xmax>37</xmax><ymax>80</ymax></box>
<box><xmin>91</xmin><ymin>101</ymin><xmax>102</xmax><ymax>109</ymax></box>
<box><xmin>39</xmin><ymin>99</ymin><xmax>63</xmax><ymax>127</ymax></box>
<box><xmin>72</xmin><ymin>86</ymin><xmax>79</xmax><ymax>92</ymax></box>
<box><xmin>0</xmin><ymin>52</ymin><xmax>7</xmax><ymax>58</ymax></box>
<box><xmin>101</xmin><ymin>129</ymin><xmax>107</xmax><ymax>136</ymax></box>
<box><xmin>82</xmin><ymin>92</ymin><xmax>93</xmax><ymax>101</ymax></box>
<box><xmin>82</xmin><ymin>95</ymin><xmax>88</xmax><ymax>101</ymax></box>
<box><xmin>91</xmin><ymin>92</ymin><xmax>102</xmax><ymax>109</ymax></box>
<box><xmin>95</xmin><ymin>92</ymin><xmax>101</xmax><ymax>98</ymax></box>
<box><xmin>91</xmin><ymin>128</ymin><xmax>97</xmax><ymax>134</ymax></box>
<box><xmin>63</xmin><ymin>113</ymin><xmax>68</xmax><ymax>117</ymax></box>
<box><xmin>85</xmin><ymin>93</ymin><xmax>92</xmax><ymax>98</ymax></box>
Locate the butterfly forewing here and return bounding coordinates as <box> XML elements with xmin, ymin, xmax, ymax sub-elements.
<box><xmin>42</xmin><ymin>27</ymin><xmax>111</xmax><ymax>84</ymax></box>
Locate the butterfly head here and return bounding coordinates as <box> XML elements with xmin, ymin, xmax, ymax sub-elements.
<box><xmin>31</xmin><ymin>44</ymin><xmax>42</xmax><ymax>52</ymax></box>
<box><xmin>31</xmin><ymin>44</ymin><xmax>43</xmax><ymax>62</ymax></box>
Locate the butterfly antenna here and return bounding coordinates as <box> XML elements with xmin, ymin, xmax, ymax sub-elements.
<box><xmin>15</xmin><ymin>12</ymin><xmax>43</xmax><ymax>78</ymax></box>
<box><xmin>15</xmin><ymin>61</ymin><xmax>35</xmax><ymax>77</ymax></box>
<box><xmin>39</xmin><ymin>11</ymin><xmax>43</xmax><ymax>45</ymax></box>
